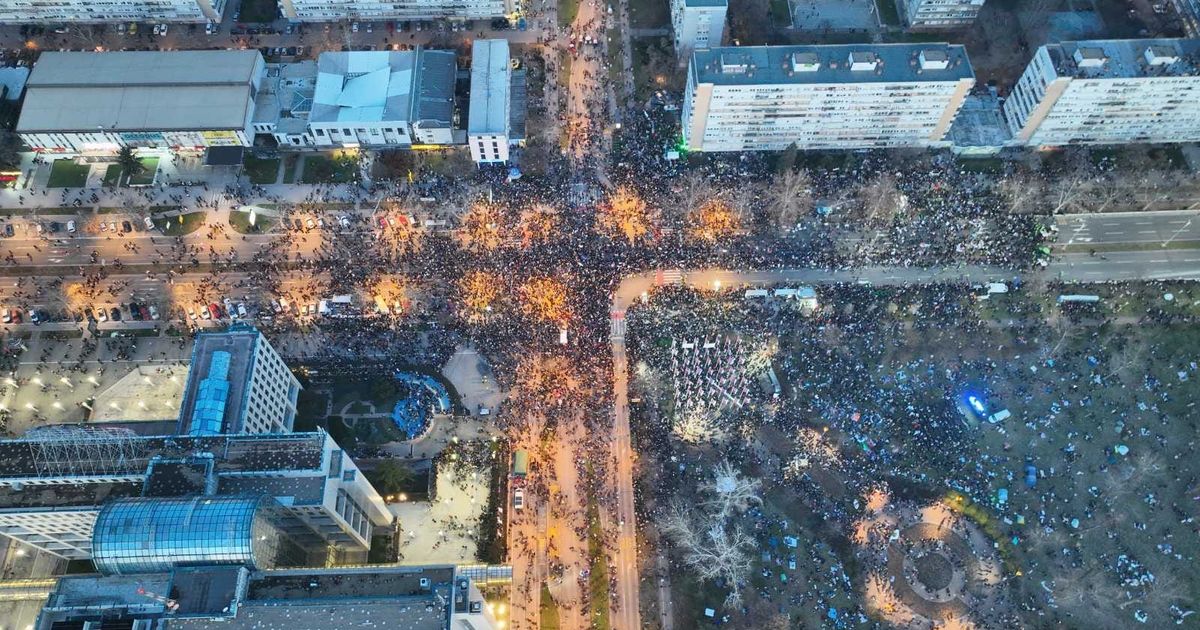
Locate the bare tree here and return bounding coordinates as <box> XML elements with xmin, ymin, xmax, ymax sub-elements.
<box><xmin>996</xmin><ymin>173</ymin><xmax>1046</xmax><ymax>215</ymax></box>
<box><xmin>660</xmin><ymin>503</ymin><xmax>756</xmax><ymax>607</ymax></box>
<box><xmin>764</xmin><ymin>169</ymin><xmax>814</xmax><ymax>233</ymax></box>
<box><xmin>698</xmin><ymin>460</ymin><xmax>762</xmax><ymax>519</ymax></box>
<box><xmin>857</xmin><ymin>173</ymin><xmax>905</xmax><ymax>227</ymax></box>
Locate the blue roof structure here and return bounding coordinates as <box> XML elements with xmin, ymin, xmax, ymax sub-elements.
<box><xmin>92</xmin><ymin>496</ymin><xmax>286</xmax><ymax>575</ymax></box>
<box><xmin>188</xmin><ymin>351</ymin><xmax>232</xmax><ymax>437</ymax></box>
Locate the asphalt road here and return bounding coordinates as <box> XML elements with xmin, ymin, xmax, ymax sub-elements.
<box><xmin>1056</xmin><ymin>210</ymin><xmax>1200</xmax><ymax>246</ymax></box>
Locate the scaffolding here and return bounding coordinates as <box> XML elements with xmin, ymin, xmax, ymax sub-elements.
<box><xmin>24</xmin><ymin>425</ymin><xmax>150</xmax><ymax>478</ymax></box>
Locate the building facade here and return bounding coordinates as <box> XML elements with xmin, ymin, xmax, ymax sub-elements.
<box><xmin>177</xmin><ymin>324</ymin><xmax>300</xmax><ymax>435</ymax></box>
<box><xmin>902</xmin><ymin>0</ymin><xmax>985</xmax><ymax>28</ymax></box>
<box><xmin>254</xmin><ymin>49</ymin><xmax>459</xmax><ymax>149</ymax></box>
<box><xmin>670</xmin><ymin>0</ymin><xmax>727</xmax><ymax>62</ymax></box>
<box><xmin>37</xmin><ymin>565</ymin><xmax>501</xmax><ymax>630</ymax></box>
<box><xmin>278</xmin><ymin>0</ymin><xmax>513</xmax><ymax>21</ymax></box>
<box><xmin>0</xmin><ymin>428</ymin><xmax>392</xmax><ymax>560</ymax></box>
<box><xmin>17</xmin><ymin>50</ymin><xmax>264</xmax><ymax>155</ymax></box>
<box><xmin>681</xmin><ymin>44</ymin><xmax>975</xmax><ymax>152</ymax></box>
<box><xmin>1002</xmin><ymin>38</ymin><xmax>1200</xmax><ymax>147</ymax></box>
<box><xmin>468</xmin><ymin>40</ymin><xmax>513</xmax><ymax>163</ymax></box>
<box><xmin>0</xmin><ymin>0</ymin><xmax>226</xmax><ymax>23</ymax></box>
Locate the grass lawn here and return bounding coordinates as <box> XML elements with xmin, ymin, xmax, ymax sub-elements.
<box><xmin>540</xmin><ymin>585</ymin><xmax>561</xmax><ymax>629</ymax></box>
<box><xmin>46</xmin><ymin>160</ymin><xmax>89</xmax><ymax>188</ymax></box>
<box><xmin>558</xmin><ymin>0</ymin><xmax>580</xmax><ymax>28</ymax></box>
<box><xmin>770</xmin><ymin>0</ymin><xmax>793</xmax><ymax>26</ymax></box>
<box><xmin>126</xmin><ymin>158</ymin><xmax>159</xmax><ymax>186</ymax></box>
<box><xmin>300</xmin><ymin>154</ymin><xmax>358</xmax><ymax>184</ymax></box>
<box><xmin>238</xmin><ymin>0</ymin><xmax>278</xmax><ymax>22</ymax></box>
<box><xmin>874</xmin><ymin>0</ymin><xmax>901</xmax><ymax>25</ymax></box>
<box><xmin>243</xmin><ymin>155</ymin><xmax>281</xmax><ymax>185</ymax></box>
<box><xmin>154</xmin><ymin>212</ymin><xmax>205</xmax><ymax>236</ymax></box>
<box><xmin>101</xmin><ymin>164</ymin><xmax>123</xmax><ymax>187</ymax></box>
<box><xmin>629</xmin><ymin>0</ymin><xmax>670</xmax><ymax>28</ymax></box>
<box><xmin>229</xmin><ymin>209</ymin><xmax>276</xmax><ymax>234</ymax></box>
<box><xmin>282</xmin><ymin>155</ymin><xmax>299</xmax><ymax>184</ymax></box>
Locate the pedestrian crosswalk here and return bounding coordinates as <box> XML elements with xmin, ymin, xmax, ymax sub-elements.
<box><xmin>610</xmin><ymin>311</ymin><xmax>626</xmax><ymax>340</ymax></box>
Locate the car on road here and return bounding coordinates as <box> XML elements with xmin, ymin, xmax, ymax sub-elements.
<box><xmin>109</xmin><ymin>307</ymin><xmax>121</xmax><ymax>321</ymax></box>
<box><xmin>148</xmin><ymin>304</ymin><xmax>159</xmax><ymax>320</ymax></box>
<box><xmin>67</xmin><ymin>220</ymin><xmax>76</xmax><ymax>233</ymax></box>
<box><xmin>208</xmin><ymin>303</ymin><xmax>221</xmax><ymax>319</ymax></box>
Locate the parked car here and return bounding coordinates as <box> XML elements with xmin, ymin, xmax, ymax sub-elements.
<box><xmin>208</xmin><ymin>303</ymin><xmax>221</xmax><ymax>319</ymax></box>
<box><xmin>159</xmin><ymin>23</ymin><xmax>168</xmax><ymax>35</ymax></box>
<box><xmin>121</xmin><ymin>220</ymin><xmax>132</xmax><ymax>233</ymax></box>
<box><xmin>30</xmin><ymin>309</ymin><xmax>41</xmax><ymax>325</ymax></box>
<box><xmin>109</xmin><ymin>307</ymin><xmax>121</xmax><ymax>321</ymax></box>
<box><xmin>9</xmin><ymin>309</ymin><xmax>20</xmax><ymax>324</ymax></box>
<box><xmin>144</xmin><ymin>216</ymin><xmax>155</xmax><ymax>230</ymax></box>
<box><xmin>351</xmin><ymin>22</ymin><xmax>359</xmax><ymax>32</ymax></box>
<box><xmin>305</xmin><ymin>218</ymin><xmax>316</xmax><ymax>229</ymax></box>
<box><xmin>2</xmin><ymin>310</ymin><xmax>10</xmax><ymax>324</ymax></box>
<box><xmin>96</xmin><ymin>308</ymin><xmax>107</xmax><ymax>322</ymax></box>
<box><xmin>152</xmin><ymin>24</ymin><xmax>161</xmax><ymax>36</ymax></box>
<box><xmin>205</xmin><ymin>23</ymin><xmax>216</xmax><ymax>35</ymax></box>
<box><xmin>339</xmin><ymin>215</ymin><xmax>351</xmax><ymax>228</ymax></box>
<box><xmin>3</xmin><ymin>225</ymin><xmax>12</xmax><ymax>237</ymax></box>
<box><xmin>67</xmin><ymin>220</ymin><xmax>76</xmax><ymax>233</ymax></box>
<box><xmin>237</xmin><ymin>303</ymin><xmax>248</xmax><ymax>318</ymax></box>
<box><xmin>148</xmin><ymin>305</ymin><xmax>159</xmax><ymax>320</ymax></box>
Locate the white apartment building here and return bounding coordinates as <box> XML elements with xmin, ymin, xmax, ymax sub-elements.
<box><xmin>682</xmin><ymin>44</ymin><xmax>975</xmax><ymax>152</ymax></box>
<box><xmin>670</xmin><ymin>0</ymin><xmax>726</xmax><ymax>61</ymax></box>
<box><xmin>0</xmin><ymin>429</ymin><xmax>393</xmax><ymax>560</ymax></box>
<box><xmin>256</xmin><ymin>49</ymin><xmax>459</xmax><ymax>149</ymax></box>
<box><xmin>1003</xmin><ymin>38</ymin><xmax>1200</xmax><ymax>147</ymax></box>
<box><xmin>903</xmin><ymin>0</ymin><xmax>985</xmax><ymax>28</ymax></box>
<box><xmin>17</xmin><ymin>50</ymin><xmax>264</xmax><ymax>156</ymax></box>
<box><xmin>0</xmin><ymin>0</ymin><xmax>226</xmax><ymax>23</ymax></box>
<box><xmin>177</xmin><ymin>324</ymin><xmax>300</xmax><ymax>436</ymax></box>
<box><xmin>468</xmin><ymin>40</ymin><xmax>513</xmax><ymax>163</ymax></box>
<box><xmin>279</xmin><ymin>0</ymin><xmax>513</xmax><ymax>21</ymax></box>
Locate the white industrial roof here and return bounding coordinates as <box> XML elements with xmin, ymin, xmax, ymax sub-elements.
<box><xmin>17</xmin><ymin>50</ymin><xmax>263</xmax><ymax>133</ymax></box>
<box><xmin>468</xmin><ymin>40</ymin><xmax>510</xmax><ymax>135</ymax></box>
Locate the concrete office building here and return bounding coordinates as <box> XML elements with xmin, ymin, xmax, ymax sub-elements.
<box><xmin>255</xmin><ymin>49</ymin><xmax>459</xmax><ymax>149</ymax></box>
<box><xmin>17</xmin><ymin>50</ymin><xmax>264</xmax><ymax>156</ymax></box>
<box><xmin>902</xmin><ymin>0</ymin><xmax>986</xmax><ymax>28</ymax></box>
<box><xmin>279</xmin><ymin>0</ymin><xmax>514</xmax><ymax>21</ymax></box>
<box><xmin>681</xmin><ymin>44</ymin><xmax>975</xmax><ymax>152</ymax></box>
<box><xmin>0</xmin><ymin>427</ymin><xmax>393</xmax><ymax>561</ymax></box>
<box><xmin>37</xmin><ymin>565</ymin><xmax>499</xmax><ymax>630</ymax></box>
<box><xmin>1002</xmin><ymin>38</ymin><xmax>1200</xmax><ymax>147</ymax></box>
<box><xmin>177</xmin><ymin>324</ymin><xmax>300</xmax><ymax>435</ymax></box>
<box><xmin>670</xmin><ymin>0</ymin><xmax>727</xmax><ymax>61</ymax></box>
<box><xmin>468</xmin><ymin>39</ymin><xmax>527</xmax><ymax>163</ymax></box>
<box><xmin>0</xmin><ymin>0</ymin><xmax>227</xmax><ymax>24</ymax></box>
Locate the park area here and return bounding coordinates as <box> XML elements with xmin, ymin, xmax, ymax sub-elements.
<box><xmin>625</xmin><ymin>281</ymin><xmax>1200</xmax><ymax>628</ymax></box>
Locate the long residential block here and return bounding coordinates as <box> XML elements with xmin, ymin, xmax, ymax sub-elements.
<box><xmin>681</xmin><ymin>44</ymin><xmax>975</xmax><ymax>152</ymax></box>
<box><xmin>1003</xmin><ymin>38</ymin><xmax>1200</xmax><ymax>147</ymax></box>
<box><xmin>279</xmin><ymin>0</ymin><xmax>514</xmax><ymax>20</ymax></box>
<box><xmin>0</xmin><ymin>0</ymin><xmax>226</xmax><ymax>23</ymax></box>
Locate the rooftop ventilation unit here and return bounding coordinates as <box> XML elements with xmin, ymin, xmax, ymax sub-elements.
<box><xmin>791</xmin><ymin>52</ymin><xmax>821</xmax><ymax>73</ymax></box>
<box><xmin>1073</xmin><ymin>47</ymin><xmax>1107</xmax><ymax>68</ymax></box>
<box><xmin>720</xmin><ymin>53</ymin><xmax>750</xmax><ymax>73</ymax></box>
<box><xmin>849</xmin><ymin>51</ymin><xmax>878</xmax><ymax>72</ymax></box>
<box><xmin>1144</xmin><ymin>45</ymin><xmax>1179</xmax><ymax>66</ymax></box>
<box><xmin>919</xmin><ymin>49</ymin><xmax>949</xmax><ymax>70</ymax></box>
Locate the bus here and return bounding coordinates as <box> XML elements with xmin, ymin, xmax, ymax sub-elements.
<box><xmin>511</xmin><ymin>450</ymin><xmax>528</xmax><ymax>481</ymax></box>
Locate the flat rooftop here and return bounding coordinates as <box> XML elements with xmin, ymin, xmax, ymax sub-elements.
<box><xmin>0</xmin><ymin>429</ymin><xmax>327</xmax><ymax>482</ymax></box>
<box><xmin>18</xmin><ymin>50</ymin><xmax>262</xmax><ymax>134</ymax></box>
<box><xmin>178</xmin><ymin>328</ymin><xmax>260</xmax><ymax>435</ymax></box>
<box><xmin>690</xmin><ymin>43</ymin><xmax>974</xmax><ymax>86</ymax></box>
<box><xmin>468</xmin><ymin>40</ymin><xmax>510</xmax><ymax>135</ymax></box>
<box><xmin>1045</xmin><ymin>38</ymin><xmax>1200</xmax><ymax>79</ymax></box>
